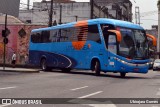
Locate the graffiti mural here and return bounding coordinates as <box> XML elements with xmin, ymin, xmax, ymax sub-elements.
<box><xmin>0</xmin><ymin>24</ymin><xmax>46</xmax><ymax>65</ymax></box>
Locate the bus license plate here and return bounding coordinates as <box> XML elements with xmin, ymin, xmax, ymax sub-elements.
<box><xmin>134</xmin><ymin>68</ymin><xmax>139</xmax><ymax>72</ymax></box>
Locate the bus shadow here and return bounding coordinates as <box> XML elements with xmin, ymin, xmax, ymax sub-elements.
<box><xmin>46</xmin><ymin>70</ymin><xmax>149</xmax><ymax>79</ymax></box>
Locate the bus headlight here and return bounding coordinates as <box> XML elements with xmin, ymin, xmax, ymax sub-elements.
<box><xmin>121</xmin><ymin>60</ymin><xmax>125</xmax><ymax>63</ymax></box>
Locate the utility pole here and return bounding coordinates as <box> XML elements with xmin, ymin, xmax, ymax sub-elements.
<box><xmin>59</xmin><ymin>5</ymin><xmax>62</xmax><ymax>24</ymax></box>
<box><xmin>49</xmin><ymin>0</ymin><xmax>53</xmax><ymax>27</ymax></box>
<box><xmin>3</xmin><ymin>14</ymin><xmax>7</xmax><ymax>70</ymax></box>
<box><xmin>75</xmin><ymin>16</ymin><xmax>78</xmax><ymax>21</ymax></box>
<box><xmin>27</xmin><ymin>0</ymin><xmax>30</xmax><ymax>10</ymax></box>
<box><xmin>158</xmin><ymin>1</ymin><xmax>160</xmax><ymax>58</ymax></box>
<box><xmin>90</xmin><ymin>0</ymin><xmax>94</xmax><ymax>19</ymax></box>
<box><xmin>135</xmin><ymin>6</ymin><xmax>140</xmax><ymax>25</ymax></box>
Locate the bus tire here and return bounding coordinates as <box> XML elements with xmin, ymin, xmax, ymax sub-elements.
<box><xmin>61</xmin><ymin>68</ymin><xmax>71</xmax><ymax>72</ymax></box>
<box><xmin>41</xmin><ymin>58</ymin><xmax>49</xmax><ymax>71</ymax></box>
<box><xmin>93</xmin><ymin>60</ymin><xmax>101</xmax><ymax>76</ymax></box>
<box><xmin>120</xmin><ymin>72</ymin><xmax>126</xmax><ymax>78</ymax></box>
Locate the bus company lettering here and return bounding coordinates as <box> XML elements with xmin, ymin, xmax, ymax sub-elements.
<box><xmin>67</xmin><ymin>44</ymin><xmax>90</xmax><ymax>50</ymax></box>
<box><xmin>72</xmin><ymin>41</ymin><xmax>86</xmax><ymax>50</ymax></box>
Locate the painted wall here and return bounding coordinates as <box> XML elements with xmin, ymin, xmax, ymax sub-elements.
<box><xmin>0</xmin><ymin>25</ymin><xmax>46</xmax><ymax>65</ymax></box>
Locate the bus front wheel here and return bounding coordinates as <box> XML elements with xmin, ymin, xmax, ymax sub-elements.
<box><xmin>120</xmin><ymin>72</ymin><xmax>126</xmax><ymax>78</ymax></box>
<box><xmin>93</xmin><ymin>60</ymin><xmax>100</xmax><ymax>76</ymax></box>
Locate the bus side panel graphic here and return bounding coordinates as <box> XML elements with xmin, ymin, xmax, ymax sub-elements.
<box><xmin>29</xmin><ymin>50</ymin><xmax>77</xmax><ymax>68</ymax></box>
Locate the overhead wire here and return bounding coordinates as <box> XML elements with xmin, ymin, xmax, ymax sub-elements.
<box><xmin>140</xmin><ymin>11</ymin><xmax>158</xmax><ymax>17</ymax></box>
<box><xmin>140</xmin><ymin>19</ymin><xmax>159</xmax><ymax>21</ymax></box>
<box><xmin>132</xmin><ymin>10</ymin><xmax>158</xmax><ymax>19</ymax></box>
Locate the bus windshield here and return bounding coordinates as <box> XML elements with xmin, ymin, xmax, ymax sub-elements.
<box><xmin>118</xmin><ymin>28</ymin><xmax>148</xmax><ymax>59</ymax></box>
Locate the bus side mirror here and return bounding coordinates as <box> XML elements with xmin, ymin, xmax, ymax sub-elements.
<box><xmin>146</xmin><ymin>34</ymin><xmax>157</xmax><ymax>46</ymax></box>
<box><xmin>108</xmin><ymin>30</ymin><xmax>122</xmax><ymax>43</ymax></box>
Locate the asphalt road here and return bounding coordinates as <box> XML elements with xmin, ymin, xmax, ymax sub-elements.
<box><xmin>0</xmin><ymin>69</ymin><xmax>160</xmax><ymax>107</ymax></box>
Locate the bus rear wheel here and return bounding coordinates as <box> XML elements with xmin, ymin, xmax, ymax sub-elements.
<box><xmin>93</xmin><ymin>61</ymin><xmax>100</xmax><ymax>76</ymax></box>
<box><xmin>41</xmin><ymin>58</ymin><xmax>48</xmax><ymax>71</ymax></box>
<box><xmin>120</xmin><ymin>72</ymin><xmax>126</xmax><ymax>78</ymax></box>
<box><xmin>61</xmin><ymin>68</ymin><xmax>71</xmax><ymax>72</ymax></box>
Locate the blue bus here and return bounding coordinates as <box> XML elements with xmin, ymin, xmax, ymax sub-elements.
<box><xmin>29</xmin><ymin>18</ymin><xmax>156</xmax><ymax>77</ymax></box>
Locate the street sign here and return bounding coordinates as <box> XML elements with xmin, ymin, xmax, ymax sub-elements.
<box><xmin>18</xmin><ymin>28</ymin><xmax>26</xmax><ymax>37</ymax></box>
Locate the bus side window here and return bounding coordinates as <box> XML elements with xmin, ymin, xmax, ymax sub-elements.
<box><xmin>31</xmin><ymin>33</ymin><xmax>36</xmax><ymax>43</ymax></box>
<box><xmin>100</xmin><ymin>24</ymin><xmax>115</xmax><ymax>46</ymax></box>
<box><xmin>60</xmin><ymin>29</ymin><xmax>68</xmax><ymax>42</ymax></box>
<box><xmin>41</xmin><ymin>31</ymin><xmax>50</xmax><ymax>43</ymax></box>
<box><xmin>37</xmin><ymin>33</ymin><xmax>42</xmax><ymax>43</ymax></box>
<box><xmin>50</xmin><ymin>30</ymin><xmax>58</xmax><ymax>42</ymax></box>
<box><xmin>31</xmin><ymin>32</ymin><xmax>41</xmax><ymax>43</ymax></box>
<box><xmin>68</xmin><ymin>28</ymin><xmax>74</xmax><ymax>42</ymax></box>
<box><xmin>87</xmin><ymin>25</ymin><xmax>101</xmax><ymax>43</ymax></box>
<box><xmin>56</xmin><ymin>30</ymin><xmax>61</xmax><ymax>42</ymax></box>
<box><xmin>75</xmin><ymin>26</ymin><xmax>88</xmax><ymax>41</ymax></box>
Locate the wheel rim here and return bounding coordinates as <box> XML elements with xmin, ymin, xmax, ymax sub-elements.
<box><xmin>94</xmin><ymin>62</ymin><xmax>96</xmax><ymax>70</ymax></box>
<box><xmin>41</xmin><ymin>59</ymin><xmax>46</xmax><ymax>70</ymax></box>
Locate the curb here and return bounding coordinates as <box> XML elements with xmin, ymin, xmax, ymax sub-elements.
<box><xmin>0</xmin><ymin>65</ymin><xmax>38</xmax><ymax>69</ymax></box>
<box><xmin>0</xmin><ymin>69</ymin><xmax>40</xmax><ymax>73</ymax></box>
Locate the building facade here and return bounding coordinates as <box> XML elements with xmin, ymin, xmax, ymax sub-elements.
<box><xmin>94</xmin><ymin>0</ymin><xmax>132</xmax><ymax>21</ymax></box>
<box><xmin>19</xmin><ymin>0</ymin><xmax>132</xmax><ymax>25</ymax></box>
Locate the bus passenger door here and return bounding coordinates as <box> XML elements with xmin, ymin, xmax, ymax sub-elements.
<box><xmin>107</xmin><ymin>33</ymin><xmax>118</xmax><ymax>71</ymax></box>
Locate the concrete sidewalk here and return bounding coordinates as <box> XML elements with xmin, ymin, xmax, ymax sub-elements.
<box><xmin>0</xmin><ymin>66</ymin><xmax>40</xmax><ymax>73</ymax></box>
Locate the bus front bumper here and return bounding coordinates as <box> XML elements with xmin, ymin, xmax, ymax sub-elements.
<box><xmin>115</xmin><ymin>58</ymin><xmax>149</xmax><ymax>73</ymax></box>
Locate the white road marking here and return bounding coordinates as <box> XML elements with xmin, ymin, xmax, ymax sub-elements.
<box><xmin>0</xmin><ymin>86</ymin><xmax>16</xmax><ymax>90</ymax></box>
<box><xmin>71</xmin><ymin>86</ymin><xmax>88</xmax><ymax>91</ymax></box>
<box><xmin>78</xmin><ymin>91</ymin><xmax>103</xmax><ymax>98</ymax></box>
<box><xmin>0</xmin><ymin>104</ymin><xmax>12</xmax><ymax>107</ymax></box>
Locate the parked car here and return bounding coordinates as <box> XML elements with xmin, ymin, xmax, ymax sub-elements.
<box><xmin>153</xmin><ymin>59</ymin><xmax>160</xmax><ymax>71</ymax></box>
